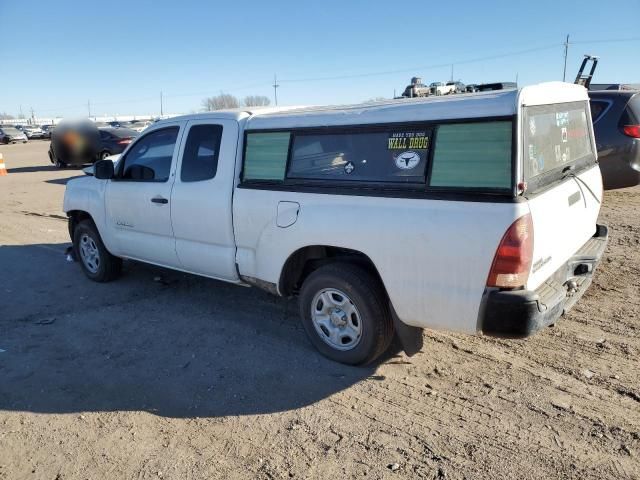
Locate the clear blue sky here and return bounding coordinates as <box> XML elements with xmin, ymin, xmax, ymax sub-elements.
<box><xmin>1</xmin><ymin>0</ymin><xmax>638</xmax><ymax>118</ymax></box>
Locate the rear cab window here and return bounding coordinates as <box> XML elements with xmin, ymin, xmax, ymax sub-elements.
<box><xmin>523</xmin><ymin>101</ymin><xmax>596</xmax><ymax>193</ymax></box>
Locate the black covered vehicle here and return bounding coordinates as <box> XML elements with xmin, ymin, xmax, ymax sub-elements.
<box><xmin>589</xmin><ymin>90</ymin><xmax>640</xmax><ymax>189</ymax></box>
<box><xmin>97</xmin><ymin>127</ymin><xmax>138</xmax><ymax>160</ymax></box>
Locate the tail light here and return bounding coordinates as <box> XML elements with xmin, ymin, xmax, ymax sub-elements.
<box><xmin>117</xmin><ymin>138</ymin><xmax>132</xmax><ymax>145</ymax></box>
<box><xmin>486</xmin><ymin>213</ymin><xmax>534</xmax><ymax>289</ymax></box>
<box><xmin>622</xmin><ymin>125</ymin><xmax>640</xmax><ymax>138</ymax></box>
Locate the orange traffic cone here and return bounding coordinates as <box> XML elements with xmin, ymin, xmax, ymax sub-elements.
<box><xmin>0</xmin><ymin>153</ymin><xmax>7</xmax><ymax>176</ymax></box>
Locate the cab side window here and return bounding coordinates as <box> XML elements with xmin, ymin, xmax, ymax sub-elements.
<box><xmin>120</xmin><ymin>127</ymin><xmax>179</xmax><ymax>182</ymax></box>
<box><xmin>181</xmin><ymin>124</ymin><xmax>223</xmax><ymax>182</ymax></box>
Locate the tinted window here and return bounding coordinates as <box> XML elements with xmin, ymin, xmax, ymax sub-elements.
<box><xmin>430</xmin><ymin>122</ymin><xmax>512</xmax><ymax>189</ymax></box>
<box><xmin>181</xmin><ymin>124</ymin><xmax>222</xmax><ymax>182</ymax></box>
<box><xmin>121</xmin><ymin>127</ymin><xmax>179</xmax><ymax>182</ymax></box>
<box><xmin>620</xmin><ymin>94</ymin><xmax>640</xmax><ymax>126</ymax></box>
<box><xmin>589</xmin><ymin>100</ymin><xmax>609</xmax><ymax>123</ymax></box>
<box><xmin>523</xmin><ymin>102</ymin><xmax>593</xmax><ymax>181</ymax></box>
<box><xmin>288</xmin><ymin>128</ymin><xmax>430</xmax><ymax>183</ymax></box>
<box><xmin>243</xmin><ymin>132</ymin><xmax>290</xmax><ymax>181</ymax></box>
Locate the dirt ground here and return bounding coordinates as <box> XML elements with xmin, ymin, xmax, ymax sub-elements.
<box><xmin>0</xmin><ymin>141</ymin><xmax>638</xmax><ymax>480</ymax></box>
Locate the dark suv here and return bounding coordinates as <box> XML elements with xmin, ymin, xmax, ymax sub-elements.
<box><xmin>589</xmin><ymin>90</ymin><xmax>640</xmax><ymax>190</ymax></box>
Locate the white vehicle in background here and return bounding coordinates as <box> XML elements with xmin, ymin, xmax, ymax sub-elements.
<box><xmin>430</xmin><ymin>81</ymin><xmax>456</xmax><ymax>95</ymax></box>
<box><xmin>128</xmin><ymin>120</ymin><xmax>152</xmax><ymax>133</ymax></box>
<box><xmin>63</xmin><ymin>82</ymin><xmax>608</xmax><ymax>365</ymax></box>
<box><xmin>23</xmin><ymin>125</ymin><xmax>45</xmax><ymax>139</ymax></box>
<box><xmin>0</xmin><ymin>125</ymin><xmax>28</xmax><ymax>143</ymax></box>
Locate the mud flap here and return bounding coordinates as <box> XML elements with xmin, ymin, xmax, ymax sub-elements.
<box><xmin>390</xmin><ymin>303</ymin><xmax>423</xmax><ymax>356</ymax></box>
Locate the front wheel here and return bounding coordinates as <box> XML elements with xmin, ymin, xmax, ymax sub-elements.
<box><xmin>299</xmin><ymin>263</ymin><xmax>394</xmax><ymax>365</ymax></box>
<box><xmin>73</xmin><ymin>220</ymin><xmax>122</xmax><ymax>282</ymax></box>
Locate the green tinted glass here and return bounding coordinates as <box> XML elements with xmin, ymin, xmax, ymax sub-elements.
<box><xmin>243</xmin><ymin>132</ymin><xmax>291</xmax><ymax>181</ymax></box>
<box><xmin>430</xmin><ymin>122</ymin><xmax>512</xmax><ymax>189</ymax></box>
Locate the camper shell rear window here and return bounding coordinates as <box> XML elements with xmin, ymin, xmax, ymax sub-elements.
<box><xmin>523</xmin><ymin>101</ymin><xmax>596</xmax><ymax>193</ymax></box>
<box><xmin>241</xmin><ymin>118</ymin><xmax>515</xmax><ymax>197</ymax></box>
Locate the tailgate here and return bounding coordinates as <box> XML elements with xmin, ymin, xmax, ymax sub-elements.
<box><xmin>526</xmin><ymin>165</ymin><xmax>602</xmax><ymax>289</ymax></box>
<box><xmin>521</xmin><ymin>99</ymin><xmax>602</xmax><ymax>290</ymax></box>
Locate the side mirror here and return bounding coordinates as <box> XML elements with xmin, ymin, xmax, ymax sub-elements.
<box><xmin>94</xmin><ymin>160</ymin><xmax>115</xmax><ymax>180</ymax></box>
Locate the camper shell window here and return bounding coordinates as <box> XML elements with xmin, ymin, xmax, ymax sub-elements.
<box><xmin>240</xmin><ymin>117</ymin><xmax>516</xmax><ymax>197</ymax></box>
<box><xmin>288</xmin><ymin>127</ymin><xmax>431</xmax><ymax>184</ymax></box>
<box><xmin>523</xmin><ymin>101</ymin><xmax>596</xmax><ymax>193</ymax></box>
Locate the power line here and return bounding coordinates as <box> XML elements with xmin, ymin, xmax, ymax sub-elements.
<box><xmin>17</xmin><ymin>35</ymin><xmax>640</xmax><ymax>117</ymax></box>
<box><xmin>273</xmin><ymin>74</ymin><xmax>279</xmax><ymax>106</ymax></box>
<box><xmin>278</xmin><ymin>43</ymin><xmax>563</xmax><ymax>83</ymax></box>
<box><xmin>563</xmin><ymin>34</ymin><xmax>570</xmax><ymax>82</ymax></box>
<box><xmin>570</xmin><ymin>36</ymin><xmax>640</xmax><ymax>45</ymax></box>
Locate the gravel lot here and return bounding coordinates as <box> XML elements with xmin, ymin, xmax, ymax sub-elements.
<box><xmin>1</xmin><ymin>141</ymin><xmax>639</xmax><ymax>480</ymax></box>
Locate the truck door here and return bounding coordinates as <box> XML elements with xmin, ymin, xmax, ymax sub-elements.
<box><xmin>104</xmin><ymin>124</ymin><xmax>183</xmax><ymax>268</ymax></box>
<box><xmin>170</xmin><ymin>119</ymin><xmax>240</xmax><ymax>282</ymax></box>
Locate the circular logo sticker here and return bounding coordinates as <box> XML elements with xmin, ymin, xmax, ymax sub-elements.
<box><xmin>395</xmin><ymin>151</ymin><xmax>420</xmax><ymax>170</ymax></box>
<box><xmin>344</xmin><ymin>161</ymin><xmax>355</xmax><ymax>174</ymax></box>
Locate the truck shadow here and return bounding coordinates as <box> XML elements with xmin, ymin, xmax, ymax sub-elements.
<box><xmin>0</xmin><ymin>243</ymin><xmax>389</xmax><ymax>418</ymax></box>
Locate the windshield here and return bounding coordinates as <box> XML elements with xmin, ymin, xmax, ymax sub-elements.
<box><xmin>2</xmin><ymin>127</ymin><xmax>21</xmax><ymax>135</ymax></box>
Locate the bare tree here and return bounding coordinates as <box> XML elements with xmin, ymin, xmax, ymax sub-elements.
<box><xmin>201</xmin><ymin>93</ymin><xmax>240</xmax><ymax>111</ymax></box>
<box><xmin>243</xmin><ymin>95</ymin><xmax>271</xmax><ymax>107</ymax></box>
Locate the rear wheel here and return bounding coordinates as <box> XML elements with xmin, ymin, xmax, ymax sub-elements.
<box><xmin>100</xmin><ymin>150</ymin><xmax>111</xmax><ymax>160</ymax></box>
<box><xmin>299</xmin><ymin>263</ymin><xmax>394</xmax><ymax>365</ymax></box>
<box><xmin>73</xmin><ymin>219</ymin><xmax>122</xmax><ymax>282</ymax></box>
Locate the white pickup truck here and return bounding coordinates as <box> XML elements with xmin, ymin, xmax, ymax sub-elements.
<box><xmin>64</xmin><ymin>82</ymin><xmax>608</xmax><ymax>365</ymax></box>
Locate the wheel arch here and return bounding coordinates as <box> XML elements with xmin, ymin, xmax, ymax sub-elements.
<box><xmin>278</xmin><ymin>245</ymin><xmax>387</xmax><ymax>298</ymax></box>
<box><xmin>66</xmin><ymin>210</ymin><xmax>95</xmax><ymax>241</ymax></box>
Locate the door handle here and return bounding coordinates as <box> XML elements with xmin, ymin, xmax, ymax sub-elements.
<box><xmin>151</xmin><ymin>196</ymin><xmax>168</xmax><ymax>204</ymax></box>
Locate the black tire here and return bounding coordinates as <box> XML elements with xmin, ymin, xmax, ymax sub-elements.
<box><xmin>299</xmin><ymin>263</ymin><xmax>394</xmax><ymax>365</ymax></box>
<box><xmin>100</xmin><ymin>150</ymin><xmax>111</xmax><ymax>160</ymax></box>
<box><xmin>73</xmin><ymin>219</ymin><xmax>122</xmax><ymax>282</ymax></box>
<box><xmin>54</xmin><ymin>159</ymin><xmax>67</xmax><ymax>168</ymax></box>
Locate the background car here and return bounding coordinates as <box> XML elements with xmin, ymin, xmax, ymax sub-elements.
<box><xmin>430</xmin><ymin>82</ymin><xmax>455</xmax><ymax>95</ymax></box>
<box><xmin>126</xmin><ymin>120</ymin><xmax>151</xmax><ymax>132</ymax></box>
<box><xmin>0</xmin><ymin>126</ymin><xmax>28</xmax><ymax>143</ymax></box>
<box><xmin>589</xmin><ymin>90</ymin><xmax>640</xmax><ymax>189</ymax></box>
<box><xmin>446</xmin><ymin>81</ymin><xmax>466</xmax><ymax>94</ymax></box>
<box><xmin>40</xmin><ymin>125</ymin><xmax>55</xmax><ymax>139</ymax></box>
<box><xmin>97</xmin><ymin>127</ymin><xmax>138</xmax><ymax>160</ymax></box>
<box><xmin>23</xmin><ymin>125</ymin><xmax>45</xmax><ymax>139</ymax></box>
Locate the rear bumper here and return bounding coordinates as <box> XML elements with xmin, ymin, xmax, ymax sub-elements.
<box><xmin>480</xmin><ymin>224</ymin><xmax>608</xmax><ymax>338</ymax></box>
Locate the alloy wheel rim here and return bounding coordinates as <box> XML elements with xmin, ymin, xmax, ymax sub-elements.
<box><xmin>311</xmin><ymin>288</ymin><xmax>362</xmax><ymax>351</ymax></box>
<box><xmin>79</xmin><ymin>233</ymin><xmax>100</xmax><ymax>274</ymax></box>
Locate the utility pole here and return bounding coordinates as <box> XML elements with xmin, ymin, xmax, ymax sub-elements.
<box><xmin>273</xmin><ymin>74</ymin><xmax>279</xmax><ymax>106</ymax></box>
<box><xmin>563</xmin><ymin>34</ymin><xmax>570</xmax><ymax>82</ymax></box>
<box><xmin>450</xmin><ymin>64</ymin><xmax>454</xmax><ymax>82</ymax></box>
<box><xmin>30</xmin><ymin>107</ymin><xmax>35</xmax><ymax>123</ymax></box>
<box><xmin>87</xmin><ymin>100</ymin><xmax>91</xmax><ymax>118</ymax></box>
<box><xmin>160</xmin><ymin>91</ymin><xmax>164</xmax><ymax>117</ymax></box>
